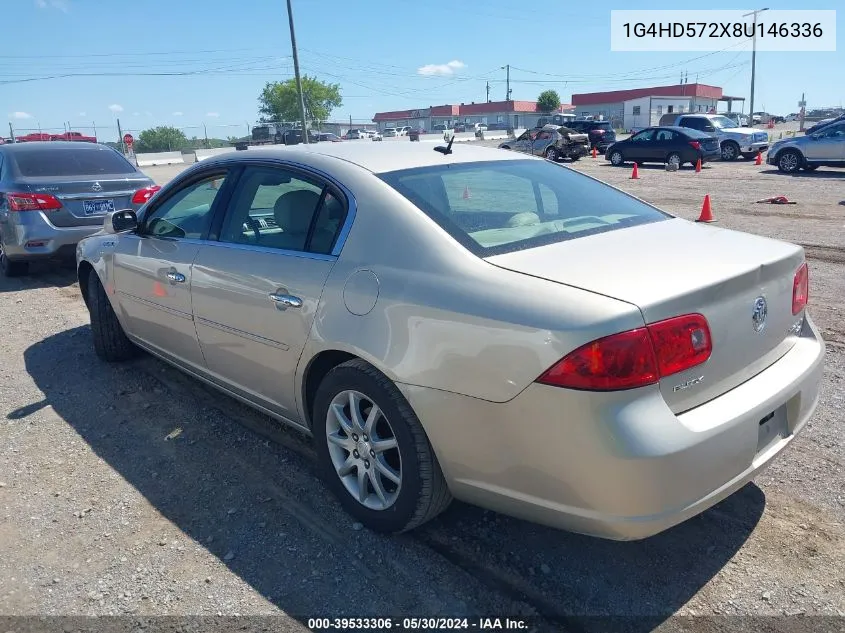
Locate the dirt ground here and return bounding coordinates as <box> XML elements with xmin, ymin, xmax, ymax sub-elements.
<box><xmin>1</xmin><ymin>146</ymin><xmax>843</xmax><ymax>633</ymax></box>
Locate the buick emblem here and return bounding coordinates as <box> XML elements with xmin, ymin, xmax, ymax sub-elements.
<box><xmin>752</xmin><ymin>296</ymin><xmax>768</xmax><ymax>333</ymax></box>
<box><xmin>91</xmin><ymin>182</ymin><xmax>103</xmax><ymax>192</ymax></box>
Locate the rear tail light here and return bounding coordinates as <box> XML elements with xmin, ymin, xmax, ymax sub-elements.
<box><xmin>536</xmin><ymin>313</ymin><xmax>712</xmax><ymax>392</ymax></box>
<box><xmin>6</xmin><ymin>192</ymin><xmax>62</xmax><ymax>211</ymax></box>
<box><xmin>792</xmin><ymin>262</ymin><xmax>809</xmax><ymax>314</ymax></box>
<box><xmin>132</xmin><ymin>185</ymin><xmax>161</xmax><ymax>205</ymax></box>
<box><xmin>689</xmin><ymin>141</ymin><xmax>701</xmax><ymax>150</ymax></box>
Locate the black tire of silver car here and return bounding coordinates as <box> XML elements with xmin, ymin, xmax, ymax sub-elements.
<box><xmin>776</xmin><ymin>149</ymin><xmax>803</xmax><ymax>174</ymax></box>
<box><xmin>544</xmin><ymin>147</ymin><xmax>557</xmax><ymax>161</ymax></box>
<box><xmin>313</xmin><ymin>359</ymin><xmax>452</xmax><ymax>533</ymax></box>
<box><xmin>0</xmin><ymin>248</ymin><xmax>27</xmax><ymax>278</ymax></box>
<box><xmin>720</xmin><ymin>141</ymin><xmax>740</xmax><ymax>161</ymax></box>
<box><xmin>87</xmin><ymin>268</ymin><xmax>139</xmax><ymax>362</ymax></box>
<box><xmin>609</xmin><ymin>150</ymin><xmax>624</xmax><ymax>166</ymax></box>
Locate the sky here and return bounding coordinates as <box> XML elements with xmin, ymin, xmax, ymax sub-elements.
<box><xmin>2</xmin><ymin>0</ymin><xmax>842</xmax><ymax>141</ymax></box>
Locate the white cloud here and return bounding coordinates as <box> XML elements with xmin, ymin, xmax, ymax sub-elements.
<box><xmin>36</xmin><ymin>0</ymin><xmax>70</xmax><ymax>12</ymax></box>
<box><xmin>417</xmin><ymin>60</ymin><xmax>466</xmax><ymax>76</ymax></box>
<box><xmin>10</xmin><ymin>111</ymin><xmax>34</xmax><ymax>120</ymax></box>
<box><xmin>172</xmin><ymin>111</ymin><xmax>183</xmax><ymax>116</ymax></box>
<box><xmin>78</xmin><ymin>111</ymin><xmax>86</xmax><ymax>117</ymax></box>
<box><xmin>108</xmin><ymin>104</ymin><xmax>123</xmax><ymax>113</ymax></box>
<box><xmin>206</xmin><ymin>112</ymin><xmax>220</xmax><ymax>118</ymax></box>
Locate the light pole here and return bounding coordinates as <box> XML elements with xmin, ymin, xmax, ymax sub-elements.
<box><xmin>286</xmin><ymin>0</ymin><xmax>309</xmax><ymax>143</ymax></box>
<box><xmin>743</xmin><ymin>8</ymin><xmax>768</xmax><ymax>123</ymax></box>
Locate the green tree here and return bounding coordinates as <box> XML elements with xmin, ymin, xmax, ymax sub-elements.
<box><xmin>258</xmin><ymin>75</ymin><xmax>342</xmax><ymax>126</ymax></box>
<box><xmin>537</xmin><ymin>90</ymin><xmax>561</xmax><ymax>113</ymax></box>
<box><xmin>137</xmin><ymin>126</ymin><xmax>189</xmax><ymax>152</ymax></box>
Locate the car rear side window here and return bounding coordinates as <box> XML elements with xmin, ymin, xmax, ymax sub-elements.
<box><xmin>379</xmin><ymin>159</ymin><xmax>670</xmax><ymax>257</ymax></box>
<box><xmin>12</xmin><ymin>147</ymin><xmax>137</xmax><ymax>177</ymax></box>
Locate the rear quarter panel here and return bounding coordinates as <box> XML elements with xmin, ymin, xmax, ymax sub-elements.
<box><xmin>292</xmin><ymin>156</ymin><xmax>646</xmax><ymax>409</ymax></box>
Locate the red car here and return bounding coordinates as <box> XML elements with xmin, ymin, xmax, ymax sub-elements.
<box><xmin>49</xmin><ymin>131</ymin><xmax>97</xmax><ymax>143</ymax></box>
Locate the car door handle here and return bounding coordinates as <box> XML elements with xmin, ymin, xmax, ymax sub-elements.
<box><xmin>269</xmin><ymin>293</ymin><xmax>302</xmax><ymax>308</ymax></box>
<box><xmin>166</xmin><ymin>271</ymin><xmax>186</xmax><ymax>283</ymax></box>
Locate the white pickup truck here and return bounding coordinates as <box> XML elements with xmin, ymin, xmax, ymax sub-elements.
<box><xmin>659</xmin><ymin>113</ymin><xmax>769</xmax><ymax>161</ymax></box>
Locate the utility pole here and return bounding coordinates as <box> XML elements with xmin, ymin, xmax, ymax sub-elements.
<box><xmin>8</xmin><ymin>122</ymin><xmax>15</xmax><ymax>142</ymax></box>
<box><xmin>799</xmin><ymin>92</ymin><xmax>806</xmax><ymax>132</ymax></box>
<box><xmin>203</xmin><ymin>122</ymin><xmax>209</xmax><ymax>149</ymax></box>
<box><xmin>486</xmin><ymin>81</ymin><xmax>490</xmax><ymax>103</ymax></box>
<box><xmin>743</xmin><ymin>8</ymin><xmax>769</xmax><ymax>123</ymax></box>
<box><xmin>117</xmin><ymin>118</ymin><xmax>125</xmax><ymax>154</ymax></box>
<box><xmin>506</xmin><ymin>64</ymin><xmax>511</xmax><ymax>101</ymax></box>
<box><xmin>286</xmin><ymin>0</ymin><xmax>309</xmax><ymax>143</ymax></box>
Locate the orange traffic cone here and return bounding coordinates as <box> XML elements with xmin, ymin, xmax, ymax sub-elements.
<box><xmin>696</xmin><ymin>194</ymin><xmax>716</xmax><ymax>223</ymax></box>
<box><xmin>695</xmin><ymin>158</ymin><xmax>702</xmax><ymax>173</ymax></box>
<box><xmin>591</xmin><ymin>146</ymin><xmax>597</xmax><ymax>159</ymax></box>
<box><xmin>755</xmin><ymin>151</ymin><xmax>762</xmax><ymax>166</ymax></box>
<box><xmin>462</xmin><ymin>186</ymin><xmax>471</xmax><ymax>199</ymax></box>
<box><xmin>630</xmin><ymin>163</ymin><xmax>639</xmax><ymax>179</ymax></box>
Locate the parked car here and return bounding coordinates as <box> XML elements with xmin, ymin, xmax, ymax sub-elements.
<box><xmin>382</xmin><ymin>128</ymin><xmax>398</xmax><ymax>138</ymax></box>
<box><xmin>0</xmin><ymin>141</ymin><xmax>158</xmax><ymax>277</ymax></box>
<box><xmin>766</xmin><ymin>120</ymin><xmax>845</xmax><ymax>173</ymax></box>
<box><xmin>407</xmin><ymin>128</ymin><xmax>425</xmax><ymax>141</ymax></box>
<box><xmin>605</xmin><ymin>126</ymin><xmax>721</xmax><ymax>168</ymax></box>
<box><xmin>76</xmin><ymin>142</ymin><xmax>823</xmax><ymax>540</ymax></box>
<box><xmin>564</xmin><ymin>120</ymin><xmax>618</xmax><ymax>153</ymax></box>
<box><xmin>804</xmin><ymin>114</ymin><xmax>845</xmax><ymax>135</ymax></box>
<box><xmin>718</xmin><ymin>112</ymin><xmax>750</xmax><ymax>127</ymax></box>
<box><xmin>498</xmin><ymin>125</ymin><xmax>589</xmax><ymax>162</ymax></box>
<box><xmin>453</xmin><ymin>123</ymin><xmax>467</xmax><ymax>133</ymax></box>
<box><xmin>371</xmin><ymin>131</ymin><xmax>383</xmax><ymax>142</ymax></box>
<box><xmin>317</xmin><ymin>133</ymin><xmax>343</xmax><ymax>143</ymax></box>
<box><xmin>660</xmin><ymin>113</ymin><xmax>769</xmax><ymax>160</ymax></box>
<box><xmin>49</xmin><ymin>131</ymin><xmax>98</xmax><ymax>143</ymax></box>
<box><xmin>346</xmin><ymin>129</ymin><xmax>367</xmax><ymax>140</ymax></box>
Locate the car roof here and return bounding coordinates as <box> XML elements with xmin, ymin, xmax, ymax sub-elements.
<box><xmin>0</xmin><ymin>141</ymin><xmax>118</xmax><ymax>153</ymax></box>
<box><xmin>204</xmin><ymin>142</ymin><xmax>535</xmax><ymax>174</ymax></box>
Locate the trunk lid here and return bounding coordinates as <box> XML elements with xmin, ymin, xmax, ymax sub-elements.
<box><xmin>486</xmin><ymin>218</ymin><xmax>806</xmax><ymax>413</ymax></box>
<box><xmin>20</xmin><ymin>175</ymin><xmax>151</xmax><ymax>227</ymax></box>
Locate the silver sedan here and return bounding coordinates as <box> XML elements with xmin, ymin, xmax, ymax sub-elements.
<box><xmin>76</xmin><ymin>142</ymin><xmax>824</xmax><ymax>540</ymax></box>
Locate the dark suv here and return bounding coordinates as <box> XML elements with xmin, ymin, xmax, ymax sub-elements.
<box><xmin>565</xmin><ymin>120</ymin><xmax>617</xmax><ymax>153</ymax></box>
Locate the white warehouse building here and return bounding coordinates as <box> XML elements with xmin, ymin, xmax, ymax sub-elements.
<box><xmin>570</xmin><ymin>83</ymin><xmax>745</xmax><ymax>131</ymax></box>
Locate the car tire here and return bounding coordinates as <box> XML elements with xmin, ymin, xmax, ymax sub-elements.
<box><xmin>776</xmin><ymin>149</ymin><xmax>803</xmax><ymax>174</ymax></box>
<box><xmin>0</xmin><ymin>249</ymin><xmax>28</xmax><ymax>277</ymax></box>
<box><xmin>609</xmin><ymin>150</ymin><xmax>625</xmax><ymax>166</ymax></box>
<box><xmin>544</xmin><ymin>147</ymin><xmax>558</xmax><ymax>161</ymax></box>
<box><xmin>313</xmin><ymin>359</ymin><xmax>452</xmax><ymax>533</ymax></box>
<box><xmin>741</xmin><ymin>153</ymin><xmax>757</xmax><ymax>160</ymax></box>
<box><xmin>804</xmin><ymin>165</ymin><xmax>819</xmax><ymax>171</ymax></box>
<box><xmin>86</xmin><ymin>268</ymin><xmax>138</xmax><ymax>362</ymax></box>
<box><xmin>721</xmin><ymin>141</ymin><xmax>740</xmax><ymax>161</ymax></box>
<box><xmin>666</xmin><ymin>152</ymin><xmax>682</xmax><ymax>169</ymax></box>
<box><xmin>499</xmin><ymin>145</ymin><xmax>510</xmax><ymax>150</ymax></box>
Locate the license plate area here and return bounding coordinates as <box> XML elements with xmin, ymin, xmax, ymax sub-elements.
<box><xmin>82</xmin><ymin>199</ymin><xmax>115</xmax><ymax>215</ymax></box>
<box><xmin>756</xmin><ymin>405</ymin><xmax>788</xmax><ymax>455</ymax></box>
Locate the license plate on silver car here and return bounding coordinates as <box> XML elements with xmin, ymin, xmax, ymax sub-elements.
<box><xmin>82</xmin><ymin>199</ymin><xmax>115</xmax><ymax>215</ymax></box>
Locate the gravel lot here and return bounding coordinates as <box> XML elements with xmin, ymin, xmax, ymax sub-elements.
<box><xmin>1</xmin><ymin>142</ymin><xmax>843</xmax><ymax>633</ymax></box>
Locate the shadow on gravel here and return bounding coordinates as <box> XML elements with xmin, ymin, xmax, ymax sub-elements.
<box><xmin>0</xmin><ymin>259</ymin><xmax>76</xmax><ymax>293</ymax></box>
<box><xmin>23</xmin><ymin>326</ymin><xmax>765</xmax><ymax>632</ymax></box>
<box><xmin>759</xmin><ymin>168</ymin><xmax>845</xmax><ymax>179</ymax></box>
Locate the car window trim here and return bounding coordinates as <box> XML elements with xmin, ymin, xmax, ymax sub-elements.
<box><xmin>137</xmin><ymin>166</ymin><xmax>237</xmax><ymax>242</ymax></box>
<box><xmin>207</xmin><ymin>159</ymin><xmax>352</xmax><ymax>259</ymax></box>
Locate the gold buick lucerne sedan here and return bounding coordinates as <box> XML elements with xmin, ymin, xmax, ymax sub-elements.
<box><xmin>76</xmin><ymin>141</ymin><xmax>824</xmax><ymax>540</ymax></box>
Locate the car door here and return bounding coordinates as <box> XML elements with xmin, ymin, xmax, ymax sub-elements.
<box><xmin>806</xmin><ymin>122</ymin><xmax>845</xmax><ymax>162</ymax></box>
<box><xmin>189</xmin><ymin>163</ymin><xmax>350</xmax><ymax>425</ymax></box>
<box><xmin>531</xmin><ymin>129</ymin><xmax>553</xmax><ymax>156</ymax></box>
<box><xmin>111</xmin><ymin>167</ymin><xmax>235</xmax><ymax>371</ymax></box>
<box><xmin>624</xmin><ymin>129</ymin><xmax>657</xmax><ymax>161</ymax></box>
<box><xmin>512</xmin><ymin>130</ymin><xmax>534</xmax><ymax>153</ymax></box>
<box><xmin>651</xmin><ymin>127</ymin><xmax>676</xmax><ymax>160</ymax></box>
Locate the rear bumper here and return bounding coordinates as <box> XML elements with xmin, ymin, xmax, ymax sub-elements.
<box><xmin>2</xmin><ymin>213</ymin><xmax>102</xmax><ymax>260</ymax></box>
<box><xmin>400</xmin><ymin>314</ymin><xmax>824</xmax><ymax>540</ymax></box>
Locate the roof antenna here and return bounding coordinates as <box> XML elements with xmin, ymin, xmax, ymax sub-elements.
<box><xmin>434</xmin><ymin>134</ymin><xmax>454</xmax><ymax>156</ymax></box>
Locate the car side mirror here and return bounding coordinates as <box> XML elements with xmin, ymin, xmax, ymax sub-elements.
<box><xmin>104</xmin><ymin>209</ymin><xmax>138</xmax><ymax>234</ymax></box>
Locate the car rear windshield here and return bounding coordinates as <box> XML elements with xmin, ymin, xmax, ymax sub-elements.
<box><xmin>13</xmin><ymin>147</ymin><xmax>138</xmax><ymax>177</ymax></box>
<box><xmin>379</xmin><ymin>159</ymin><xmax>670</xmax><ymax>257</ymax></box>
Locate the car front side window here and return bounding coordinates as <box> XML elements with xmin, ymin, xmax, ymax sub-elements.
<box><xmin>140</xmin><ymin>171</ymin><xmax>230</xmax><ymax>240</ymax></box>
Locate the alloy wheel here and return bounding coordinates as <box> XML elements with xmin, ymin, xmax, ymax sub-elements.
<box><xmin>325</xmin><ymin>390</ymin><xmax>402</xmax><ymax>511</ymax></box>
